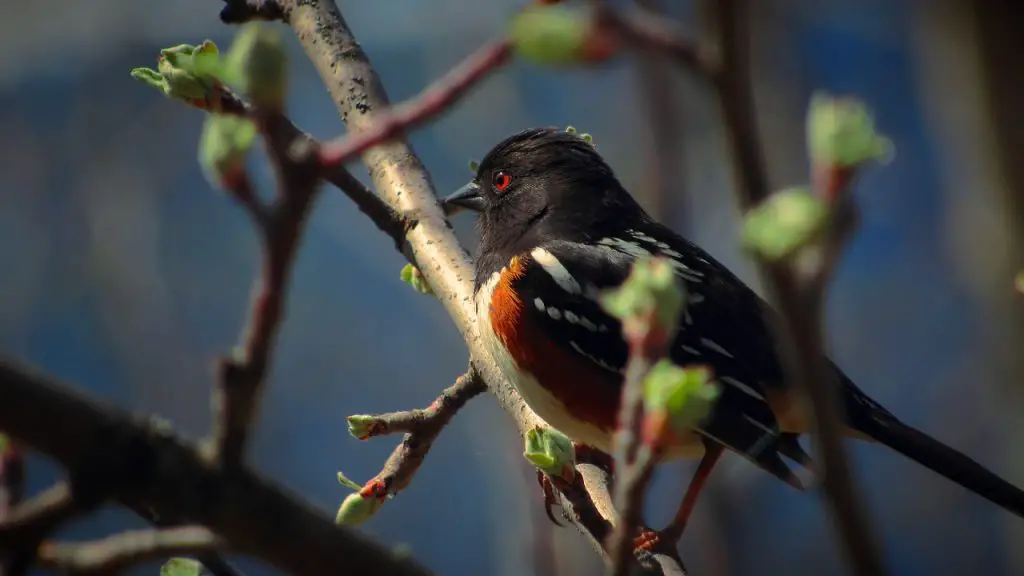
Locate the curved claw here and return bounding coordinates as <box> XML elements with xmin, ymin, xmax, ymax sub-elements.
<box><xmin>633</xmin><ymin>527</ymin><xmax>661</xmax><ymax>553</ymax></box>
<box><xmin>536</xmin><ymin>470</ymin><xmax>564</xmax><ymax>527</ymax></box>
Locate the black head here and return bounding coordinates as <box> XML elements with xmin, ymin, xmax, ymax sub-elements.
<box><xmin>443</xmin><ymin>127</ymin><xmax>647</xmax><ymax>275</ymax></box>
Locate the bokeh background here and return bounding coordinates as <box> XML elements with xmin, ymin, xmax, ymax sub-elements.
<box><xmin>3</xmin><ymin>0</ymin><xmax>1024</xmax><ymax>574</ymax></box>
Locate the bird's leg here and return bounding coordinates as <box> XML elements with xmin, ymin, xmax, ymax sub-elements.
<box><xmin>660</xmin><ymin>443</ymin><xmax>725</xmax><ymax>543</ymax></box>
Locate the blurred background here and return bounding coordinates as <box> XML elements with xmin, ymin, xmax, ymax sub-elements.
<box><xmin>2</xmin><ymin>0</ymin><xmax>1024</xmax><ymax>574</ymax></box>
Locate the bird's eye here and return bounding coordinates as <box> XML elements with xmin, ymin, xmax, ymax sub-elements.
<box><xmin>492</xmin><ymin>171</ymin><xmax>512</xmax><ymax>192</ymax></box>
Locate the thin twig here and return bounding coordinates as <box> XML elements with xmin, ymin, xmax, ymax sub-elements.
<box><xmin>317</xmin><ymin>39</ymin><xmax>512</xmax><ymax>168</ymax></box>
<box><xmin>210</xmin><ymin>111</ymin><xmax>322</xmax><ymax>466</ymax></box>
<box><xmin>698</xmin><ymin>1</ymin><xmax>884</xmax><ymax>575</ymax></box>
<box><xmin>37</xmin><ymin>526</ymin><xmax>223</xmax><ymax>576</ymax></box>
<box><xmin>624</xmin><ymin>0</ymin><xmax>685</xmax><ymax>223</ymax></box>
<box><xmin>206</xmin><ymin>84</ymin><xmax>409</xmax><ymax>253</ymax></box>
<box><xmin>596</xmin><ymin>5</ymin><xmax>714</xmax><ymax>79</ymax></box>
<box><xmin>351</xmin><ymin>372</ymin><xmax>486</xmax><ymax>503</ymax></box>
<box><xmin>606</xmin><ymin>342</ymin><xmax>672</xmax><ymax>576</ymax></box>
<box><xmin>0</xmin><ymin>482</ymin><xmax>85</xmax><ymax>575</ymax></box>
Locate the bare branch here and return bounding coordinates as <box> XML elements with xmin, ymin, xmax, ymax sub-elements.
<box><xmin>698</xmin><ymin>1</ymin><xmax>884</xmax><ymax>574</ymax></box>
<box><xmin>37</xmin><ymin>526</ymin><xmax>223</xmax><ymax>576</ymax></box>
<box><xmin>204</xmin><ymin>83</ymin><xmax>409</xmax><ymax>253</ymax></box>
<box><xmin>624</xmin><ymin>0</ymin><xmax>686</xmax><ymax>222</ymax></box>
<box><xmin>606</xmin><ymin>323</ymin><xmax>675</xmax><ymax>576</ymax></box>
<box><xmin>0</xmin><ymin>359</ymin><xmax>435</xmax><ymax>576</ymax></box>
<box><xmin>350</xmin><ymin>371</ymin><xmax>486</xmax><ymax>502</ymax></box>
<box><xmin>348</xmin><ymin>372</ymin><xmax>485</xmax><ymax>440</ymax></box>
<box><xmin>317</xmin><ymin>39</ymin><xmax>512</xmax><ymax>168</ymax></box>
<box><xmin>209</xmin><ymin>111</ymin><xmax>322</xmax><ymax>466</ymax></box>
<box><xmin>596</xmin><ymin>5</ymin><xmax>714</xmax><ymax>79</ymax></box>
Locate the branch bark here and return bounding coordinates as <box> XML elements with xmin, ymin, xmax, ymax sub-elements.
<box><xmin>0</xmin><ymin>359</ymin><xmax>435</xmax><ymax>576</ymax></box>
<box><xmin>346</xmin><ymin>371</ymin><xmax>487</xmax><ymax>508</ymax></box>
<box><xmin>38</xmin><ymin>526</ymin><xmax>223</xmax><ymax>576</ymax></box>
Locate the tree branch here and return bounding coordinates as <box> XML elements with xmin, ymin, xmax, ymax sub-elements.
<box><xmin>698</xmin><ymin>1</ymin><xmax>884</xmax><ymax>574</ymax></box>
<box><xmin>219</xmin><ymin>1</ymin><xmax>687</xmax><ymax>574</ymax></box>
<box><xmin>37</xmin><ymin>526</ymin><xmax>223</xmax><ymax>576</ymax></box>
<box><xmin>209</xmin><ymin>110</ymin><xmax>322</xmax><ymax>466</ymax></box>
<box><xmin>346</xmin><ymin>371</ymin><xmax>486</xmax><ymax>508</ymax></box>
<box><xmin>0</xmin><ymin>359</ymin><xmax>435</xmax><ymax>576</ymax></box>
<box><xmin>0</xmin><ymin>482</ymin><xmax>86</xmax><ymax>574</ymax></box>
<box><xmin>317</xmin><ymin>39</ymin><xmax>512</xmax><ymax>168</ymax></box>
<box><xmin>205</xmin><ymin>84</ymin><xmax>408</xmax><ymax>252</ymax></box>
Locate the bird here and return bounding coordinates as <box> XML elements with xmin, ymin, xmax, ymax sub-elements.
<box><xmin>441</xmin><ymin>126</ymin><xmax>1024</xmax><ymax>540</ymax></box>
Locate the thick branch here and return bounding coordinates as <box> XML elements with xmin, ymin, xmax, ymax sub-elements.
<box><xmin>37</xmin><ymin>526</ymin><xmax>223</xmax><ymax>575</ymax></box>
<box><xmin>0</xmin><ymin>359</ymin><xmax>434</xmax><ymax>576</ymax></box>
<box><xmin>700</xmin><ymin>1</ymin><xmax>884</xmax><ymax>574</ymax></box>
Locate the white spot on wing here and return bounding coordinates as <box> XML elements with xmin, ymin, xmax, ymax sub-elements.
<box><xmin>534</xmin><ymin>297</ymin><xmax>546</xmax><ymax>312</ymax></box>
<box><xmin>476</xmin><ymin>266</ymin><xmax>614</xmax><ymax>453</ymax></box>
<box><xmin>700</xmin><ymin>337</ymin><xmax>735</xmax><ymax>358</ymax></box>
<box><xmin>720</xmin><ymin>376</ymin><xmax>764</xmax><ymax>400</ymax></box>
<box><xmin>595</xmin><ymin>237</ymin><xmax>703</xmax><ymax>282</ymax></box>
<box><xmin>547</xmin><ymin>307</ymin><xmax>562</xmax><ymax>320</ymax></box>
<box><xmin>743</xmin><ymin>415</ymin><xmax>777</xmax><ymax>435</ymax></box>
<box><xmin>569</xmin><ymin>341</ymin><xmax>621</xmax><ymax>373</ymax></box>
<box><xmin>531</xmin><ymin>247</ymin><xmax>582</xmax><ymax>294</ymax></box>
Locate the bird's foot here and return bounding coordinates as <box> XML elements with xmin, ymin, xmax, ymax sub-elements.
<box><xmin>536</xmin><ymin>470</ymin><xmax>565</xmax><ymax>526</ymax></box>
<box><xmin>633</xmin><ymin>527</ymin><xmax>661</xmax><ymax>553</ymax></box>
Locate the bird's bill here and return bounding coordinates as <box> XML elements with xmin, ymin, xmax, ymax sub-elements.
<box><xmin>441</xmin><ymin>181</ymin><xmax>485</xmax><ymax>215</ymax></box>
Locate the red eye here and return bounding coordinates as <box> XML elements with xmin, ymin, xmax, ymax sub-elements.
<box><xmin>493</xmin><ymin>171</ymin><xmax>512</xmax><ymax>192</ymax></box>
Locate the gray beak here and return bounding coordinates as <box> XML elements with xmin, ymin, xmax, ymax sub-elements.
<box><xmin>441</xmin><ymin>181</ymin><xmax>485</xmax><ymax>216</ymax></box>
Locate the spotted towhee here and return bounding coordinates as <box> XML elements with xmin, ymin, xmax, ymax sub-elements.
<box><xmin>443</xmin><ymin>126</ymin><xmax>1024</xmax><ymax>533</ymax></box>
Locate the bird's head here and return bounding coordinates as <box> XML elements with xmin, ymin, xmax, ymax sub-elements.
<box><xmin>442</xmin><ymin>127</ymin><xmax>645</xmax><ymax>256</ymax></box>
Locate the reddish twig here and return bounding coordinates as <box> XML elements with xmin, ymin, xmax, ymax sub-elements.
<box><xmin>624</xmin><ymin>0</ymin><xmax>686</xmax><ymax>223</ymax></box>
<box><xmin>198</xmin><ymin>83</ymin><xmax>409</xmax><ymax>253</ymax></box>
<box><xmin>349</xmin><ymin>371</ymin><xmax>486</xmax><ymax>503</ymax></box>
<box><xmin>318</xmin><ymin>39</ymin><xmax>512</xmax><ymax>168</ymax></box>
<box><xmin>595</xmin><ymin>5</ymin><xmax>714</xmax><ymax>79</ymax></box>
<box><xmin>37</xmin><ymin>526</ymin><xmax>224</xmax><ymax>575</ymax></box>
<box><xmin>209</xmin><ymin>111</ymin><xmax>323</xmax><ymax>466</ymax></box>
<box><xmin>607</xmin><ymin>322</ymin><xmax>677</xmax><ymax>576</ymax></box>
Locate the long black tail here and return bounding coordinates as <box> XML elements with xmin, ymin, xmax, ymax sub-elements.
<box><xmin>855</xmin><ymin>413</ymin><xmax>1024</xmax><ymax>519</ymax></box>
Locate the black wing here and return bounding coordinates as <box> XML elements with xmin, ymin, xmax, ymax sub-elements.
<box><xmin>513</xmin><ymin>239</ymin><xmax>800</xmax><ymax>484</ymax></box>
